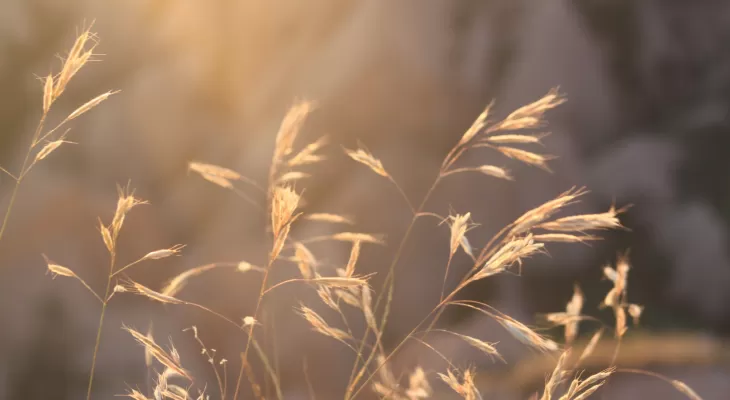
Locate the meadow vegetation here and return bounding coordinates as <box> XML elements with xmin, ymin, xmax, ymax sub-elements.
<box><xmin>0</xmin><ymin>27</ymin><xmax>706</xmax><ymax>400</ymax></box>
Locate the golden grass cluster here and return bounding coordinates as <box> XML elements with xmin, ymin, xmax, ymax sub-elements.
<box><xmin>0</xmin><ymin>27</ymin><xmax>710</xmax><ymax>400</ymax></box>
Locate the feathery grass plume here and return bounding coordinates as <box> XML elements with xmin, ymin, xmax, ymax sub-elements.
<box><xmin>270</xmin><ymin>185</ymin><xmax>301</xmax><ymax>260</ymax></box>
<box><xmin>490</xmin><ymin>88</ymin><xmax>565</xmax><ymax>132</ymax></box>
<box><xmin>124</xmin><ymin>326</ymin><xmax>191</xmax><ymax>381</ymax></box>
<box><xmin>576</xmin><ymin>329</ymin><xmax>604</xmax><ymax>366</ymax></box>
<box><xmin>344</xmin><ymin>148</ymin><xmax>389</xmax><ymax>177</ymax></box>
<box><xmin>344</xmin><ymin>240</ymin><xmax>361</xmax><ymax>277</ymax></box>
<box><xmin>141</xmin><ymin>244</ymin><xmax>185</xmax><ymax>261</ymax></box>
<box><xmin>438</xmin><ymin>368</ymin><xmax>480</xmax><ymax>400</ymax></box>
<box><xmin>509</xmin><ymin>187</ymin><xmax>587</xmax><ymax>236</ymax></box>
<box><xmin>67</xmin><ymin>91</ymin><xmax>118</xmax><ymax>121</ymax></box>
<box><xmin>126</xmin><ymin>280</ymin><xmax>186</xmax><ymax>305</ymax></box>
<box><xmin>288</xmin><ymin>136</ymin><xmax>328</xmax><ymax>166</ymax></box>
<box><xmin>473</xmin><ymin>234</ymin><xmax>544</xmax><ymax>280</ymax></box>
<box><xmin>273</xmin><ymin>101</ymin><xmax>314</xmax><ymax>167</ymax></box>
<box><xmin>298</xmin><ymin>305</ymin><xmax>351</xmax><ymax>342</ymax></box>
<box><xmin>407</xmin><ymin>367</ymin><xmax>432</xmax><ymax>400</ymax></box>
<box><xmin>305</xmin><ymin>213</ymin><xmax>354</xmax><ymax>224</ymax></box>
<box><xmin>628</xmin><ymin>304</ymin><xmax>644</xmax><ymax>325</ymax></box>
<box><xmin>331</xmin><ymin>232</ymin><xmax>386</xmax><ymax>244</ymax></box>
<box><xmin>294</xmin><ymin>242</ymin><xmax>316</xmax><ymax>279</ymax></box>
<box><xmin>565</xmin><ymin>285</ymin><xmax>584</xmax><ymax>344</ymax></box>
<box><xmin>541</xmin><ymin>350</ymin><xmax>570</xmax><ymax>400</ymax></box>
<box><xmin>671</xmin><ymin>380</ymin><xmax>703</xmax><ymax>400</ymax></box>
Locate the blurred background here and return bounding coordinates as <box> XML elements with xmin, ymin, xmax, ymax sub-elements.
<box><xmin>1</xmin><ymin>1</ymin><xmax>729</xmax><ymax>399</ymax></box>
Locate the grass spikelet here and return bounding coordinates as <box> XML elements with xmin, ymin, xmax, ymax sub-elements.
<box><xmin>126</xmin><ymin>280</ymin><xmax>185</xmax><ymax>305</ymax></box>
<box><xmin>141</xmin><ymin>244</ymin><xmax>185</xmax><ymax>261</ymax></box>
<box><xmin>628</xmin><ymin>304</ymin><xmax>644</xmax><ymax>325</ymax></box>
<box><xmin>474</xmin><ymin>235</ymin><xmax>544</xmax><ymax>280</ymax></box>
<box><xmin>496</xmin><ymin>147</ymin><xmax>553</xmax><ymax>171</ymax></box>
<box><xmin>43</xmin><ymin>254</ymin><xmax>77</xmax><ymax>279</ymax></box>
<box><xmin>478</xmin><ymin>165</ymin><xmax>513</xmax><ymax>180</ymax></box>
<box><xmin>577</xmin><ymin>329</ymin><xmax>604</xmax><ymax>366</ymax></box>
<box><xmin>496</xmin><ymin>314</ymin><xmax>559</xmax><ymax>352</ymax></box>
<box><xmin>451</xmin><ymin>332</ymin><xmax>503</xmax><ymax>362</ymax></box>
<box><xmin>294</xmin><ymin>242</ymin><xmax>316</xmax><ymax>279</ymax></box>
<box><xmin>438</xmin><ymin>368</ymin><xmax>480</xmax><ymax>400</ymax></box>
<box><xmin>162</xmin><ymin>263</ymin><xmax>223</xmax><ymax>297</ymax></box>
<box><xmin>304</xmin><ymin>213</ymin><xmax>354</xmax><ymax>224</ymax></box>
<box><xmin>273</xmin><ymin>101</ymin><xmax>314</xmax><ymax>167</ymax></box>
<box><xmin>671</xmin><ymin>380</ymin><xmax>703</xmax><ymax>400</ymax></box>
<box><xmin>491</xmin><ymin>88</ymin><xmax>565</xmax><ymax>132</ymax></box>
<box><xmin>615</xmin><ymin>305</ymin><xmax>627</xmax><ymax>338</ymax></box>
<box><xmin>510</xmin><ymin>187</ymin><xmax>587</xmax><ymax>236</ymax></box>
<box><xmin>288</xmin><ymin>136</ymin><xmax>327</xmax><ymax>166</ymax></box>
<box><xmin>541</xmin><ymin>350</ymin><xmax>570</xmax><ymax>400</ymax></box>
<box><xmin>533</xmin><ymin>233</ymin><xmax>600</xmax><ymax>243</ymax></box>
<box><xmin>484</xmin><ymin>133</ymin><xmax>546</xmax><ymax>144</ymax></box>
<box><xmin>111</xmin><ymin>185</ymin><xmax>146</xmax><ymax>238</ymax></box>
<box><xmin>361</xmin><ymin>285</ymin><xmax>378</xmax><ymax>331</ymax></box>
<box><xmin>344</xmin><ymin>241</ymin><xmax>361</xmax><ymax>277</ymax></box>
<box><xmin>565</xmin><ymin>284</ymin><xmax>584</xmax><ymax>344</ymax></box>
<box><xmin>67</xmin><ymin>91</ymin><xmax>118</xmax><ymax>121</ymax></box>
<box><xmin>449</xmin><ymin>213</ymin><xmax>471</xmax><ymax>257</ymax></box>
<box><xmin>270</xmin><ymin>185</ymin><xmax>301</xmax><ymax>260</ymax></box>
<box><xmin>54</xmin><ymin>27</ymin><xmax>98</xmax><ymax>98</ymax></box>
<box><xmin>124</xmin><ymin>326</ymin><xmax>191</xmax><ymax>381</ymax></box>
<box><xmin>331</xmin><ymin>232</ymin><xmax>385</xmax><ymax>245</ymax></box>
<box><xmin>344</xmin><ymin>148</ymin><xmax>389</xmax><ymax>177</ymax></box>
<box><xmin>42</xmin><ymin>73</ymin><xmax>54</xmax><ymax>113</ymax></box>
<box><xmin>537</xmin><ymin>208</ymin><xmax>623</xmax><ymax>232</ymax></box>
<box><xmin>298</xmin><ymin>305</ymin><xmax>351</xmax><ymax>342</ymax></box>
<box><xmin>122</xmin><ymin>389</ymin><xmax>151</xmax><ymax>400</ymax></box>
<box><xmin>34</xmin><ymin>139</ymin><xmax>74</xmax><ymax>162</ymax></box>
<box><xmin>276</xmin><ymin>171</ymin><xmax>310</xmax><ymax>184</ymax></box>
<box><xmin>458</xmin><ymin>102</ymin><xmax>493</xmax><ymax>146</ymax></box>
<box><xmin>317</xmin><ymin>286</ymin><xmax>340</xmax><ymax>311</ymax></box>
<box><xmin>312</xmin><ymin>276</ymin><xmax>370</xmax><ymax>288</ymax></box>
<box><xmin>188</xmin><ymin>161</ymin><xmax>242</xmax><ymax>181</ymax></box>
<box><xmin>407</xmin><ymin>367</ymin><xmax>432</xmax><ymax>400</ymax></box>
<box><xmin>334</xmin><ymin>288</ymin><xmax>361</xmax><ymax>307</ymax></box>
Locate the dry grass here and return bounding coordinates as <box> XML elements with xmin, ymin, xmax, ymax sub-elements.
<box><xmin>0</xmin><ymin>27</ymin><xmax>714</xmax><ymax>400</ymax></box>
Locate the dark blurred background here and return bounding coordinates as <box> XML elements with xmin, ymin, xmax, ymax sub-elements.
<box><xmin>1</xmin><ymin>1</ymin><xmax>729</xmax><ymax>399</ymax></box>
